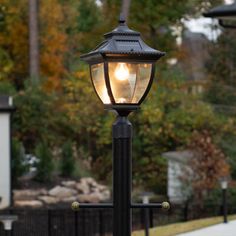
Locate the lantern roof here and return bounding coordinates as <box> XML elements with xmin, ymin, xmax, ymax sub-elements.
<box><xmin>203</xmin><ymin>2</ymin><xmax>236</xmax><ymax>18</ymax></box>
<box><xmin>80</xmin><ymin>15</ymin><xmax>165</xmax><ymax>64</ymax></box>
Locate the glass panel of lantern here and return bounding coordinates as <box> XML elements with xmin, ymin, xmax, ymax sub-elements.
<box><xmin>91</xmin><ymin>62</ymin><xmax>152</xmax><ymax>105</ymax></box>
<box><xmin>91</xmin><ymin>63</ymin><xmax>111</xmax><ymax>104</ymax></box>
<box><xmin>108</xmin><ymin>62</ymin><xmax>152</xmax><ymax>104</ymax></box>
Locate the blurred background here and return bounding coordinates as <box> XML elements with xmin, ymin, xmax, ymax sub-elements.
<box><xmin>0</xmin><ymin>0</ymin><xmax>236</xmax><ymax>235</ymax></box>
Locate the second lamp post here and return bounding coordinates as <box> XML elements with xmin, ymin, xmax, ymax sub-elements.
<box><xmin>220</xmin><ymin>178</ymin><xmax>228</xmax><ymax>224</ymax></box>
<box><xmin>81</xmin><ymin>15</ymin><xmax>165</xmax><ymax>236</ymax></box>
<box><xmin>203</xmin><ymin>1</ymin><xmax>236</xmax><ymax>28</ymax></box>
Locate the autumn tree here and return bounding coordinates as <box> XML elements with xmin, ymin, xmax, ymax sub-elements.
<box><xmin>182</xmin><ymin>130</ymin><xmax>230</xmax><ymax>206</ymax></box>
<box><xmin>0</xmin><ymin>0</ymin><xmax>29</xmax><ymax>87</ymax></box>
<box><xmin>0</xmin><ymin>48</ymin><xmax>13</xmax><ymax>81</ymax></box>
<box><xmin>0</xmin><ymin>0</ymin><xmax>223</xmax><ymax>87</ymax></box>
<box><xmin>131</xmin><ymin>68</ymin><xmax>226</xmax><ymax>193</ymax></box>
<box><xmin>39</xmin><ymin>0</ymin><xmax>68</xmax><ymax>90</ymax></box>
<box><xmin>0</xmin><ymin>4</ymin><xmax>13</xmax><ymax>80</ymax></box>
<box><xmin>0</xmin><ymin>0</ymin><xmax>68</xmax><ymax>89</ymax></box>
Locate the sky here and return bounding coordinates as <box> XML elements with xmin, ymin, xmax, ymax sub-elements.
<box><xmin>184</xmin><ymin>18</ymin><xmax>220</xmax><ymax>41</ymax></box>
<box><xmin>225</xmin><ymin>0</ymin><xmax>234</xmax><ymax>3</ymax></box>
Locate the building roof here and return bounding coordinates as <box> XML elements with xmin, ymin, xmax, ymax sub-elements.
<box><xmin>162</xmin><ymin>150</ymin><xmax>193</xmax><ymax>164</ymax></box>
<box><xmin>0</xmin><ymin>95</ymin><xmax>14</xmax><ymax>112</ymax></box>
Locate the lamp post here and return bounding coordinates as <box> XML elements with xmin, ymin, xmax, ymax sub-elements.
<box><xmin>220</xmin><ymin>178</ymin><xmax>228</xmax><ymax>224</ymax></box>
<box><xmin>203</xmin><ymin>1</ymin><xmax>236</xmax><ymax>28</ymax></box>
<box><xmin>0</xmin><ymin>215</ymin><xmax>18</xmax><ymax>236</ymax></box>
<box><xmin>140</xmin><ymin>192</ymin><xmax>154</xmax><ymax>236</ymax></box>
<box><xmin>80</xmin><ymin>14</ymin><xmax>166</xmax><ymax>236</ymax></box>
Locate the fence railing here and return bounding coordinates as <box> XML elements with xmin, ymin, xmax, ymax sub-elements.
<box><xmin>0</xmin><ymin>204</ymin><xmax>235</xmax><ymax>236</ymax></box>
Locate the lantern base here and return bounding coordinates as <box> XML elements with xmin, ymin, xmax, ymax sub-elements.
<box><xmin>105</xmin><ymin>104</ymin><xmax>139</xmax><ymax>116</ymax></box>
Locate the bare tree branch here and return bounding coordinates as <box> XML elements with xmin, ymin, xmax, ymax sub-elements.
<box><xmin>29</xmin><ymin>0</ymin><xmax>39</xmax><ymax>83</ymax></box>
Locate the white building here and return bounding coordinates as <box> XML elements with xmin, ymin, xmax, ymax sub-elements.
<box><xmin>163</xmin><ymin>150</ymin><xmax>193</xmax><ymax>204</ymax></box>
<box><xmin>0</xmin><ymin>96</ymin><xmax>14</xmax><ymax>209</ymax></box>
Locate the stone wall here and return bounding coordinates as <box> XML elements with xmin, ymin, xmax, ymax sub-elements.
<box><xmin>14</xmin><ymin>177</ymin><xmax>111</xmax><ymax>208</ymax></box>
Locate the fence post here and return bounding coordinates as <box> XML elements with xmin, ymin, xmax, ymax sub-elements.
<box><xmin>144</xmin><ymin>208</ymin><xmax>150</xmax><ymax>236</ymax></box>
<box><xmin>74</xmin><ymin>211</ymin><xmax>78</xmax><ymax>236</ymax></box>
<box><xmin>140</xmin><ymin>209</ymin><xmax>144</xmax><ymax>229</ymax></box>
<box><xmin>48</xmin><ymin>210</ymin><xmax>51</xmax><ymax>236</ymax></box>
<box><xmin>149</xmin><ymin>209</ymin><xmax>153</xmax><ymax>228</ymax></box>
<box><xmin>99</xmin><ymin>210</ymin><xmax>104</xmax><ymax>236</ymax></box>
<box><xmin>82</xmin><ymin>210</ymin><xmax>86</xmax><ymax>235</ymax></box>
<box><xmin>184</xmin><ymin>200</ymin><xmax>189</xmax><ymax>221</ymax></box>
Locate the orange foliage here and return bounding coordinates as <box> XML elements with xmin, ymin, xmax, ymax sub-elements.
<box><xmin>0</xmin><ymin>0</ymin><xmax>68</xmax><ymax>89</ymax></box>
<box><xmin>40</xmin><ymin>0</ymin><xmax>68</xmax><ymax>90</ymax></box>
<box><xmin>0</xmin><ymin>0</ymin><xmax>29</xmax><ymax>81</ymax></box>
<box><xmin>188</xmin><ymin>130</ymin><xmax>230</xmax><ymax>200</ymax></box>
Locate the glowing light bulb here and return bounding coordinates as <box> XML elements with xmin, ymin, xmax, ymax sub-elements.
<box><xmin>114</xmin><ymin>63</ymin><xmax>129</xmax><ymax>81</ymax></box>
<box><xmin>117</xmin><ymin>97</ymin><xmax>127</xmax><ymax>103</ymax></box>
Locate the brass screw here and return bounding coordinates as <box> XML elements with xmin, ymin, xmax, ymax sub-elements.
<box><xmin>162</xmin><ymin>201</ymin><xmax>170</xmax><ymax>210</ymax></box>
<box><xmin>71</xmin><ymin>201</ymin><xmax>80</xmax><ymax>211</ymax></box>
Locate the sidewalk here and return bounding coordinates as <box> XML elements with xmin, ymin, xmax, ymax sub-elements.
<box><xmin>177</xmin><ymin>220</ymin><xmax>236</xmax><ymax>236</ymax></box>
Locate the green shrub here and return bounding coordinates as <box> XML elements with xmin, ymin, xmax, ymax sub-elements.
<box><xmin>12</xmin><ymin>138</ymin><xmax>27</xmax><ymax>186</ymax></box>
<box><xmin>13</xmin><ymin>84</ymin><xmax>58</xmax><ymax>151</ymax></box>
<box><xmin>60</xmin><ymin>140</ymin><xmax>75</xmax><ymax>177</ymax></box>
<box><xmin>204</xmin><ymin>188</ymin><xmax>236</xmax><ymax>209</ymax></box>
<box><xmin>35</xmin><ymin>142</ymin><xmax>53</xmax><ymax>182</ymax></box>
<box><xmin>0</xmin><ymin>80</ymin><xmax>16</xmax><ymax>95</ymax></box>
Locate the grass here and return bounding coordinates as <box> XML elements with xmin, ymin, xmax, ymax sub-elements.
<box><xmin>132</xmin><ymin>215</ymin><xmax>236</xmax><ymax>236</ymax></box>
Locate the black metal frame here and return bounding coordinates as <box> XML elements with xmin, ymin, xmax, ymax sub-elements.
<box><xmin>73</xmin><ymin>113</ymin><xmax>169</xmax><ymax>236</ymax></box>
<box><xmin>79</xmin><ymin>15</ymin><xmax>168</xmax><ymax>236</ymax></box>
<box><xmin>76</xmin><ymin>203</ymin><xmax>163</xmax><ymax>209</ymax></box>
<box><xmin>143</xmin><ymin>208</ymin><xmax>150</xmax><ymax>236</ymax></box>
<box><xmin>222</xmin><ymin>188</ymin><xmax>228</xmax><ymax>223</ymax></box>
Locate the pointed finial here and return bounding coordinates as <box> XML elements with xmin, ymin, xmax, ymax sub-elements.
<box><xmin>119</xmin><ymin>13</ymin><xmax>126</xmax><ymax>24</ymax></box>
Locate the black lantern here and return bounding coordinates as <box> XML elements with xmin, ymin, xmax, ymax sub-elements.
<box><xmin>203</xmin><ymin>2</ymin><xmax>236</xmax><ymax>28</ymax></box>
<box><xmin>81</xmin><ymin>15</ymin><xmax>165</xmax><ymax>115</ymax></box>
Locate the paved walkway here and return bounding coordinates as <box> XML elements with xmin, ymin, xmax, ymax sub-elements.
<box><xmin>177</xmin><ymin>220</ymin><xmax>236</xmax><ymax>236</ymax></box>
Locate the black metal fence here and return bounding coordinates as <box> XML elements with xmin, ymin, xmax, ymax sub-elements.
<box><xmin>0</xmin><ymin>204</ymin><xmax>235</xmax><ymax>236</ymax></box>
